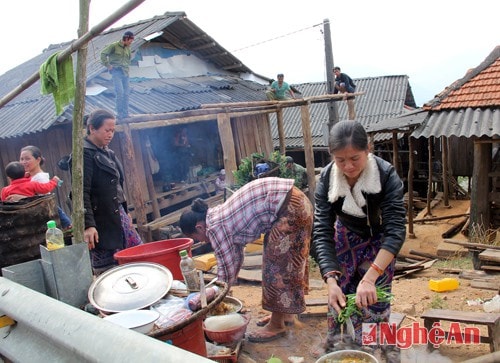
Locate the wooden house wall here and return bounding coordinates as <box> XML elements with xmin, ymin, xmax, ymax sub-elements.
<box><xmin>447</xmin><ymin>136</ymin><xmax>473</xmax><ymax>176</ymax></box>
<box><xmin>232</xmin><ymin>113</ymin><xmax>273</xmax><ymax>161</ymax></box>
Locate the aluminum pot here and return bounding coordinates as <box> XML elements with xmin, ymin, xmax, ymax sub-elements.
<box><xmin>88</xmin><ymin>262</ymin><xmax>173</xmax><ymax>313</ymax></box>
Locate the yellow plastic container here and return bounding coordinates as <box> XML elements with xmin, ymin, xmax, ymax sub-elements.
<box><xmin>428</xmin><ymin>277</ymin><xmax>459</xmax><ymax>292</ymax></box>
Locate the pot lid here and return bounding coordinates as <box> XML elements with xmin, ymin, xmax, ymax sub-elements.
<box><xmin>88</xmin><ymin>262</ymin><xmax>173</xmax><ymax>313</ymax></box>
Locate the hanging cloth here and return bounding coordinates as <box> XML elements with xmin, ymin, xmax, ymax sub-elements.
<box><xmin>39</xmin><ymin>52</ymin><xmax>75</xmax><ymax>115</ymax></box>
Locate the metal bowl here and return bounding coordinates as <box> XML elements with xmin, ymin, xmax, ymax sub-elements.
<box><xmin>315</xmin><ymin>349</ymin><xmax>379</xmax><ymax>363</ymax></box>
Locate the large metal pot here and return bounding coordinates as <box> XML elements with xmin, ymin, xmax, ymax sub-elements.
<box><xmin>88</xmin><ymin>262</ymin><xmax>173</xmax><ymax>313</ymax></box>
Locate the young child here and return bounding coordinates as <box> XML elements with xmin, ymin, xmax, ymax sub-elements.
<box><xmin>1</xmin><ymin>161</ymin><xmax>60</xmax><ymax>201</ymax></box>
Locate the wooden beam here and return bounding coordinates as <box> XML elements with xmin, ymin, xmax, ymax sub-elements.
<box><xmin>413</xmin><ymin>213</ymin><xmax>469</xmax><ymax>223</ymax></box>
<box><xmin>300</xmin><ymin>103</ymin><xmax>316</xmax><ymax>203</ymax></box>
<box><xmin>407</xmin><ymin>137</ymin><xmax>415</xmax><ymax>237</ymax></box>
<box><xmin>442</xmin><ymin>136</ymin><xmax>449</xmax><ymax>206</ymax></box>
<box><xmin>217</xmin><ymin>113</ymin><xmax>237</xmax><ymax>186</ymax></box>
<box><xmin>443</xmin><ymin>239</ymin><xmax>500</xmax><ymax>251</ymax></box>
<box><xmin>471</xmin><ymin>142</ymin><xmax>491</xmax><ymax>230</ymax></box>
<box><xmin>276</xmin><ymin>108</ymin><xmax>286</xmax><ymax>155</ymax></box>
<box><xmin>119</xmin><ymin>124</ymin><xmax>148</xmax><ymax>241</ymax></box>
<box><xmin>140</xmin><ymin>134</ymin><xmax>160</xmax><ymax>225</ymax></box>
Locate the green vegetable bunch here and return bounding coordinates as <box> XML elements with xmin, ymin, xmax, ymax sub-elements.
<box><xmin>337</xmin><ymin>285</ymin><xmax>394</xmax><ymax>324</ymax></box>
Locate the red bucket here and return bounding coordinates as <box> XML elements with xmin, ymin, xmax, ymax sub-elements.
<box><xmin>160</xmin><ymin>318</ymin><xmax>207</xmax><ymax>357</ymax></box>
<box><xmin>114</xmin><ymin>238</ymin><xmax>193</xmax><ymax>280</ymax></box>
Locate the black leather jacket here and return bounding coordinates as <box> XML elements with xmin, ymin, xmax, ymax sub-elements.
<box><xmin>311</xmin><ymin>156</ymin><xmax>406</xmax><ymax>276</ymax></box>
<box><xmin>83</xmin><ymin>138</ymin><xmax>127</xmax><ymax>250</ymax></box>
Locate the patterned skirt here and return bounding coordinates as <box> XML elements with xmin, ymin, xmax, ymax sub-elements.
<box><xmin>261</xmin><ymin>186</ymin><xmax>313</xmax><ymax>314</ymax></box>
<box><xmin>326</xmin><ymin>219</ymin><xmax>395</xmax><ymax>344</ymax></box>
<box><xmin>90</xmin><ymin>205</ymin><xmax>143</xmax><ymax>275</ymax></box>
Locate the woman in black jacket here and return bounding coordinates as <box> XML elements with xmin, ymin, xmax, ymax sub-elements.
<box><xmin>312</xmin><ymin>120</ymin><xmax>406</xmax><ymax>359</ymax></box>
<box><xmin>83</xmin><ymin>109</ymin><xmax>142</xmax><ymax>275</ymax></box>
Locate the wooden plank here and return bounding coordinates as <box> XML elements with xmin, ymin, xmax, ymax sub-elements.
<box><xmin>458</xmin><ymin>270</ymin><xmax>494</xmax><ymax>280</ymax></box>
<box><xmin>237</xmin><ymin>269</ymin><xmax>262</xmax><ymax>283</ymax></box>
<box><xmin>306</xmin><ymin>297</ymin><xmax>328</xmax><ymax>306</ymax></box>
<box><xmin>421</xmin><ymin>309</ymin><xmax>500</xmax><ymax>324</ymax></box>
<box><xmin>242</xmin><ymin>255</ymin><xmax>262</xmax><ymax>269</ymax></box>
<box><xmin>443</xmin><ymin>239</ymin><xmax>500</xmax><ymax>251</ymax></box>
<box><xmin>479</xmin><ymin>249</ymin><xmax>500</xmax><ymax>263</ymax></box>
<box><xmin>470</xmin><ymin>280</ymin><xmax>500</xmax><ymax>290</ymax></box>
<box><xmin>482</xmin><ymin>265</ymin><xmax>500</xmax><ymax>272</ymax></box>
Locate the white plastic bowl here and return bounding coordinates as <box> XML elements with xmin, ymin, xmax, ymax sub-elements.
<box><xmin>103</xmin><ymin>310</ymin><xmax>160</xmax><ymax>334</ymax></box>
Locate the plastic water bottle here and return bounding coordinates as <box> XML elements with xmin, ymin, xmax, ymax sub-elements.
<box><xmin>46</xmin><ymin>220</ymin><xmax>64</xmax><ymax>251</ymax></box>
<box><xmin>179</xmin><ymin>249</ymin><xmax>200</xmax><ymax>291</ymax></box>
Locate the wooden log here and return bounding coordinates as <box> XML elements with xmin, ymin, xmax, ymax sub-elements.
<box><xmin>461</xmin><ymin>216</ymin><xmax>470</xmax><ymax>236</ymax></box>
<box><xmin>441</xmin><ymin>217</ymin><xmax>468</xmax><ymax>238</ymax></box>
<box><xmin>413</xmin><ymin>213</ymin><xmax>469</xmax><ymax>223</ymax></box>
<box><xmin>443</xmin><ymin>239</ymin><xmax>500</xmax><ymax>251</ymax></box>
<box><xmin>470</xmin><ymin>280</ymin><xmax>500</xmax><ymax>290</ymax></box>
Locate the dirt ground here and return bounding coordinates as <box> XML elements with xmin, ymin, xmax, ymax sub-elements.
<box><xmin>226</xmin><ymin>199</ymin><xmax>499</xmax><ymax>363</ymax></box>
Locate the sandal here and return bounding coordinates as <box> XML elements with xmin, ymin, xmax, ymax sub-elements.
<box><xmin>255</xmin><ymin>315</ymin><xmax>295</xmax><ymax>327</ymax></box>
<box><xmin>247</xmin><ymin>330</ymin><xmax>286</xmax><ymax>343</ymax></box>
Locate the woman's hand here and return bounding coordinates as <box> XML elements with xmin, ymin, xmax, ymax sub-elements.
<box><xmin>355</xmin><ymin>279</ymin><xmax>378</xmax><ymax>309</ymax></box>
<box><xmin>327</xmin><ymin>279</ymin><xmax>346</xmax><ymax>314</ymax></box>
<box><xmin>84</xmin><ymin>227</ymin><xmax>99</xmax><ymax>250</ymax></box>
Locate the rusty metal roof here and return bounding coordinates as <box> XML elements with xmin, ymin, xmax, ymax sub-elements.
<box><xmin>366</xmin><ymin>46</ymin><xmax>500</xmax><ymax>140</ymax></box>
<box><xmin>424</xmin><ymin>46</ymin><xmax>500</xmax><ymax>111</ymax></box>
<box><xmin>0</xmin><ymin>12</ymin><xmax>263</xmax><ymax>140</ymax></box>
<box><xmin>271</xmin><ymin>75</ymin><xmax>417</xmax><ymax>148</ymax></box>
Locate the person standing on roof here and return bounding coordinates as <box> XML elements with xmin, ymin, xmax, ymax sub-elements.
<box><xmin>333</xmin><ymin>66</ymin><xmax>356</xmax><ymax>120</ymax></box>
<box><xmin>266</xmin><ymin>73</ymin><xmax>295</xmax><ymax>100</ymax></box>
<box><xmin>100</xmin><ymin>31</ymin><xmax>135</xmax><ymax>120</ymax></box>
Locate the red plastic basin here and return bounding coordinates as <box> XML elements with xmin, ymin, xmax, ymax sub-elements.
<box><xmin>114</xmin><ymin>238</ymin><xmax>193</xmax><ymax>280</ymax></box>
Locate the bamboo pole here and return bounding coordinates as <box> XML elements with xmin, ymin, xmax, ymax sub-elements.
<box><xmin>70</xmin><ymin>0</ymin><xmax>90</xmax><ymax>245</ymax></box>
<box><xmin>442</xmin><ymin>136</ymin><xmax>449</xmax><ymax>206</ymax></box>
<box><xmin>0</xmin><ymin>0</ymin><xmax>146</xmax><ymax>110</ymax></box>
<box><xmin>200</xmin><ymin>92</ymin><xmax>366</xmax><ymax>109</ymax></box>
<box><xmin>300</xmin><ymin>103</ymin><xmax>316</xmax><ymax>203</ymax></box>
<box><xmin>276</xmin><ymin>107</ymin><xmax>286</xmax><ymax>155</ymax></box>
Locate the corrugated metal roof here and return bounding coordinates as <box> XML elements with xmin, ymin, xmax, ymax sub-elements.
<box><xmin>0</xmin><ymin>12</ymin><xmax>261</xmax><ymax>140</ymax></box>
<box><xmin>369</xmin><ymin>46</ymin><xmax>500</xmax><ymax>140</ymax></box>
<box><xmin>271</xmin><ymin>75</ymin><xmax>416</xmax><ymax>148</ymax></box>
<box><xmin>411</xmin><ymin>108</ymin><xmax>500</xmax><ymax>139</ymax></box>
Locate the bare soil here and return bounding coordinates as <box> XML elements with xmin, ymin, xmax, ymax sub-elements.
<box><xmin>227</xmin><ymin>199</ymin><xmax>499</xmax><ymax>363</ymax></box>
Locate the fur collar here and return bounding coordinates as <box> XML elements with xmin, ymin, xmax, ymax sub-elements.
<box><xmin>328</xmin><ymin>153</ymin><xmax>381</xmax><ymax>217</ymax></box>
